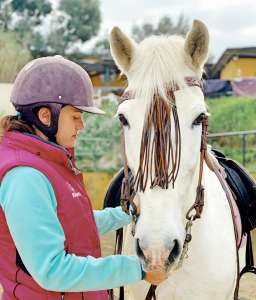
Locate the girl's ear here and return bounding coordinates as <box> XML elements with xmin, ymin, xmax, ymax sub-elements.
<box><xmin>37</xmin><ymin>107</ymin><xmax>51</xmax><ymax>127</ymax></box>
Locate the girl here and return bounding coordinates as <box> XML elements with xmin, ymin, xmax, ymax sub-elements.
<box><xmin>0</xmin><ymin>56</ymin><xmax>166</xmax><ymax>300</ymax></box>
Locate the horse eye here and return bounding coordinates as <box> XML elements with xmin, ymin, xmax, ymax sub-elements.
<box><xmin>118</xmin><ymin>114</ymin><xmax>130</xmax><ymax>127</ymax></box>
<box><xmin>192</xmin><ymin>113</ymin><xmax>206</xmax><ymax>126</ymax></box>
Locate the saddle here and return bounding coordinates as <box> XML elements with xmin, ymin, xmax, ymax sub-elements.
<box><xmin>211</xmin><ymin>149</ymin><xmax>256</xmax><ymax>278</ymax></box>
<box><xmin>211</xmin><ymin>149</ymin><xmax>256</xmax><ymax>234</ymax></box>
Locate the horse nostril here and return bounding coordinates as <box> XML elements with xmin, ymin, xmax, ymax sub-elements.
<box><xmin>168</xmin><ymin>239</ymin><xmax>180</xmax><ymax>264</ymax></box>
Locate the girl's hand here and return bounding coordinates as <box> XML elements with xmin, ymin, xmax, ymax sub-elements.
<box><xmin>144</xmin><ymin>270</ymin><xmax>168</xmax><ymax>285</ymax></box>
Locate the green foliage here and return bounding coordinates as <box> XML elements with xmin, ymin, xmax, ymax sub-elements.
<box><xmin>0</xmin><ymin>0</ymin><xmax>53</xmax><ymax>57</ymax></box>
<box><xmin>0</xmin><ymin>31</ymin><xmax>31</xmax><ymax>82</ymax></box>
<box><xmin>0</xmin><ymin>0</ymin><xmax>101</xmax><ymax>57</ymax></box>
<box><xmin>92</xmin><ymin>36</ymin><xmax>110</xmax><ymax>57</ymax></box>
<box><xmin>45</xmin><ymin>0</ymin><xmax>101</xmax><ymax>56</ymax></box>
<box><xmin>76</xmin><ymin>100</ymin><xmax>122</xmax><ymax>171</ymax></box>
<box><xmin>132</xmin><ymin>14</ymin><xmax>189</xmax><ymax>42</ymax></box>
<box><xmin>207</xmin><ymin>97</ymin><xmax>256</xmax><ymax>133</ymax></box>
<box><xmin>46</xmin><ymin>13</ymin><xmax>70</xmax><ymax>55</ymax></box>
<box><xmin>60</xmin><ymin>0</ymin><xmax>101</xmax><ymax>42</ymax></box>
<box><xmin>0</xmin><ymin>1</ymin><xmax>12</xmax><ymax>31</ymax></box>
<box><xmin>207</xmin><ymin>97</ymin><xmax>256</xmax><ymax>171</ymax></box>
<box><xmin>11</xmin><ymin>0</ymin><xmax>52</xmax><ymax>20</ymax></box>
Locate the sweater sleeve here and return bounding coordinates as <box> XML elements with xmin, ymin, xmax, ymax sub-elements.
<box><xmin>93</xmin><ymin>206</ymin><xmax>132</xmax><ymax>235</ymax></box>
<box><xmin>0</xmin><ymin>167</ymin><xmax>142</xmax><ymax>292</ymax></box>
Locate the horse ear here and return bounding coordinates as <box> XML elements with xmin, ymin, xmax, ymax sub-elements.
<box><xmin>109</xmin><ymin>27</ymin><xmax>136</xmax><ymax>74</ymax></box>
<box><xmin>184</xmin><ymin>20</ymin><xmax>209</xmax><ymax>69</ymax></box>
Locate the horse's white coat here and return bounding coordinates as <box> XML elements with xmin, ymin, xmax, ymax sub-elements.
<box><xmin>110</xmin><ymin>21</ymin><xmax>245</xmax><ymax>300</ymax></box>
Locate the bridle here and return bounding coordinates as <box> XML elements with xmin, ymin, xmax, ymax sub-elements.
<box><xmin>120</xmin><ymin>76</ymin><xmax>207</xmax><ymax>233</ymax></box>
<box><xmin>114</xmin><ymin>77</ymin><xmax>209</xmax><ymax>299</ymax></box>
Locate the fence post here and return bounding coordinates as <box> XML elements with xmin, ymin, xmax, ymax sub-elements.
<box><xmin>241</xmin><ymin>133</ymin><xmax>247</xmax><ymax>166</ymax></box>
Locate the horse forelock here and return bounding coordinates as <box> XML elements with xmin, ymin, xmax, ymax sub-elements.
<box><xmin>134</xmin><ymin>94</ymin><xmax>181</xmax><ymax>192</ymax></box>
<box><xmin>126</xmin><ymin>35</ymin><xmax>194</xmax><ymax>109</ymax></box>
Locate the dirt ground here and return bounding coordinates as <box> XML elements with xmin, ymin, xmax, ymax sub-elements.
<box><xmin>101</xmin><ymin>231</ymin><xmax>256</xmax><ymax>300</ymax></box>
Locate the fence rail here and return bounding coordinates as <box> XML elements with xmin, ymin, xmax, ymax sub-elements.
<box><xmin>75</xmin><ymin>130</ymin><xmax>256</xmax><ymax>172</ymax></box>
<box><xmin>208</xmin><ymin>130</ymin><xmax>256</xmax><ymax>170</ymax></box>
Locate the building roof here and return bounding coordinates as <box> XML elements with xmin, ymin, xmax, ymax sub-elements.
<box><xmin>79</xmin><ymin>47</ymin><xmax>256</xmax><ymax>80</ymax></box>
<box><xmin>211</xmin><ymin>47</ymin><xmax>256</xmax><ymax>78</ymax></box>
<box><xmin>79</xmin><ymin>57</ymin><xmax>119</xmax><ymax>77</ymax></box>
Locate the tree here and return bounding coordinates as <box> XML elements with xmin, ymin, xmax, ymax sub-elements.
<box><xmin>0</xmin><ymin>0</ymin><xmax>53</xmax><ymax>55</ymax></box>
<box><xmin>11</xmin><ymin>0</ymin><xmax>52</xmax><ymax>25</ymax></box>
<box><xmin>0</xmin><ymin>0</ymin><xmax>102</xmax><ymax>57</ymax></box>
<box><xmin>47</xmin><ymin>0</ymin><xmax>101</xmax><ymax>55</ymax></box>
<box><xmin>46</xmin><ymin>12</ymin><xmax>70</xmax><ymax>55</ymax></box>
<box><xmin>0</xmin><ymin>1</ymin><xmax>12</xmax><ymax>31</ymax></box>
<box><xmin>92</xmin><ymin>36</ymin><xmax>110</xmax><ymax>57</ymax></box>
<box><xmin>60</xmin><ymin>0</ymin><xmax>101</xmax><ymax>42</ymax></box>
<box><xmin>132</xmin><ymin>14</ymin><xmax>189</xmax><ymax>42</ymax></box>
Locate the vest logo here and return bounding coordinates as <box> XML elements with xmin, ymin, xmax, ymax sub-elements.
<box><xmin>72</xmin><ymin>191</ymin><xmax>82</xmax><ymax>198</ymax></box>
<box><xmin>67</xmin><ymin>183</ymin><xmax>82</xmax><ymax>199</ymax></box>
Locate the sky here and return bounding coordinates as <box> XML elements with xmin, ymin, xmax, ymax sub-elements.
<box><xmin>53</xmin><ymin>0</ymin><xmax>256</xmax><ymax>63</ymax></box>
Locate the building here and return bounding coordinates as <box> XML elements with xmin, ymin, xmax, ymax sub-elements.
<box><xmin>78</xmin><ymin>56</ymin><xmax>127</xmax><ymax>96</ymax></box>
<box><xmin>210</xmin><ymin>47</ymin><xmax>256</xmax><ymax>80</ymax></box>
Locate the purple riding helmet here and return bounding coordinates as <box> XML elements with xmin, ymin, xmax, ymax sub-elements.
<box><xmin>11</xmin><ymin>55</ymin><xmax>105</xmax><ymax>142</ymax></box>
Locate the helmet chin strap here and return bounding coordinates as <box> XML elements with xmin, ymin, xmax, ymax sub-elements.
<box><xmin>15</xmin><ymin>103</ymin><xmax>64</xmax><ymax>144</ymax></box>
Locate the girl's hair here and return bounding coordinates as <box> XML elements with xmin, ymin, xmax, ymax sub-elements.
<box><xmin>0</xmin><ymin>115</ymin><xmax>35</xmax><ymax>141</ymax></box>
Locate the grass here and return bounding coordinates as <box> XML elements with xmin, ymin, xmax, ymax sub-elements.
<box><xmin>206</xmin><ymin>97</ymin><xmax>256</xmax><ymax>172</ymax></box>
<box><xmin>206</xmin><ymin>97</ymin><xmax>256</xmax><ymax>133</ymax></box>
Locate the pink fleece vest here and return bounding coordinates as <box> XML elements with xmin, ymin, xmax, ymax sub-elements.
<box><xmin>0</xmin><ymin>132</ymin><xmax>108</xmax><ymax>300</ymax></box>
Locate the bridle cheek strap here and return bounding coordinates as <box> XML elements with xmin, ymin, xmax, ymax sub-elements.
<box><xmin>186</xmin><ymin>115</ymin><xmax>208</xmax><ymax>221</ymax></box>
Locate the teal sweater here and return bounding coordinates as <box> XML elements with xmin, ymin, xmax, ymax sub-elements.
<box><xmin>0</xmin><ymin>167</ymin><xmax>142</xmax><ymax>292</ymax></box>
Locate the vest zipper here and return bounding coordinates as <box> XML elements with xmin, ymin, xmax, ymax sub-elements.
<box><xmin>67</xmin><ymin>155</ymin><xmax>81</xmax><ymax>175</ymax></box>
<box><xmin>82</xmin><ymin>292</ymin><xmax>85</xmax><ymax>299</ymax></box>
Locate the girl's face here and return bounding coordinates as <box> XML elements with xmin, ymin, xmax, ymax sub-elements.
<box><xmin>56</xmin><ymin>105</ymin><xmax>85</xmax><ymax>148</ymax></box>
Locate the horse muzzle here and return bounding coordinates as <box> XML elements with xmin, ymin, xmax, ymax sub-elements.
<box><xmin>136</xmin><ymin>238</ymin><xmax>181</xmax><ymax>272</ymax></box>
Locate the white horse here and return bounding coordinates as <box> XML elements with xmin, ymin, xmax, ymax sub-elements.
<box><xmin>109</xmin><ymin>20</ymin><xmax>245</xmax><ymax>300</ymax></box>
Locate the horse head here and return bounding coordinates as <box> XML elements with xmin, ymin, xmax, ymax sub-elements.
<box><xmin>110</xmin><ymin>20</ymin><xmax>209</xmax><ymax>273</ymax></box>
